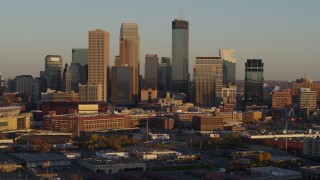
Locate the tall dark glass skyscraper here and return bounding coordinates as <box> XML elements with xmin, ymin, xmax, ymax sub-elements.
<box><xmin>42</xmin><ymin>55</ymin><xmax>63</xmax><ymax>91</ymax></box>
<box><xmin>245</xmin><ymin>59</ymin><xmax>264</xmax><ymax>104</ymax></box>
<box><xmin>171</xmin><ymin>19</ymin><xmax>189</xmax><ymax>95</ymax></box>
<box><xmin>71</xmin><ymin>48</ymin><xmax>88</xmax><ymax>92</ymax></box>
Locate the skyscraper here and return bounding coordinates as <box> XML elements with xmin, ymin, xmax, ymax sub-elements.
<box><xmin>144</xmin><ymin>54</ymin><xmax>158</xmax><ymax>90</ymax></box>
<box><xmin>62</xmin><ymin>63</ymin><xmax>71</xmax><ymax>93</ymax></box>
<box><xmin>42</xmin><ymin>55</ymin><xmax>63</xmax><ymax>91</ymax></box>
<box><xmin>172</xmin><ymin>19</ymin><xmax>189</xmax><ymax>95</ymax></box>
<box><xmin>244</xmin><ymin>59</ymin><xmax>264</xmax><ymax>104</ymax></box>
<box><xmin>111</xmin><ymin>66</ymin><xmax>133</xmax><ymax>105</ymax></box>
<box><xmin>219</xmin><ymin>49</ymin><xmax>236</xmax><ymax>86</ymax></box>
<box><xmin>88</xmin><ymin>29</ymin><xmax>109</xmax><ymax>102</ymax></box>
<box><xmin>72</xmin><ymin>48</ymin><xmax>88</xmax><ymax>66</ymax></box>
<box><xmin>193</xmin><ymin>57</ymin><xmax>223</xmax><ymax>107</ymax></box>
<box><xmin>158</xmin><ymin>57</ymin><xmax>171</xmax><ymax>93</ymax></box>
<box><xmin>118</xmin><ymin>23</ymin><xmax>140</xmax><ymax>103</ymax></box>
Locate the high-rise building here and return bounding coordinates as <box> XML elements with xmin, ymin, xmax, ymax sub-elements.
<box><xmin>43</xmin><ymin>55</ymin><xmax>63</xmax><ymax>91</ymax></box>
<box><xmin>62</xmin><ymin>63</ymin><xmax>72</xmax><ymax>93</ymax></box>
<box><xmin>298</xmin><ymin>88</ymin><xmax>317</xmax><ymax>111</ymax></box>
<box><xmin>15</xmin><ymin>75</ymin><xmax>40</xmax><ymax>102</ymax></box>
<box><xmin>244</xmin><ymin>59</ymin><xmax>264</xmax><ymax>104</ymax></box>
<box><xmin>88</xmin><ymin>29</ymin><xmax>109</xmax><ymax>102</ymax></box>
<box><xmin>219</xmin><ymin>49</ymin><xmax>236</xmax><ymax>85</ymax></box>
<box><xmin>144</xmin><ymin>54</ymin><xmax>158</xmax><ymax>90</ymax></box>
<box><xmin>193</xmin><ymin>57</ymin><xmax>223</xmax><ymax>107</ymax></box>
<box><xmin>158</xmin><ymin>57</ymin><xmax>171</xmax><ymax>94</ymax></box>
<box><xmin>118</xmin><ymin>23</ymin><xmax>140</xmax><ymax>103</ymax></box>
<box><xmin>111</xmin><ymin>66</ymin><xmax>133</xmax><ymax>105</ymax></box>
<box><xmin>72</xmin><ymin>48</ymin><xmax>88</xmax><ymax>66</ymax></box>
<box><xmin>172</xmin><ymin>19</ymin><xmax>189</xmax><ymax>95</ymax></box>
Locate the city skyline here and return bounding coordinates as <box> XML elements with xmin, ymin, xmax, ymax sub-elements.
<box><xmin>0</xmin><ymin>0</ymin><xmax>320</xmax><ymax>80</ymax></box>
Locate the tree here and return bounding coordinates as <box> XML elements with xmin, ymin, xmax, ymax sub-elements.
<box><xmin>40</xmin><ymin>142</ymin><xmax>51</xmax><ymax>153</ymax></box>
<box><xmin>90</xmin><ymin>134</ymin><xmax>99</xmax><ymax>143</ymax></box>
<box><xmin>31</xmin><ymin>137</ymin><xmax>42</xmax><ymax>145</ymax></box>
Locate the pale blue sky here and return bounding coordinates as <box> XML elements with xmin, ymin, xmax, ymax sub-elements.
<box><xmin>0</xmin><ymin>0</ymin><xmax>319</xmax><ymax>80</ymax></box>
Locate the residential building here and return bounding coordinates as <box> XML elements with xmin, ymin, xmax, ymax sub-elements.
<box><xmin>171</xmin><ymin>19</ymin><xmax>189</xmax><ymax>95</ymax></box>
<box><xmin>88</xmin><ymin>29</ymin><xmax>109</xmax><ymax>102</ymax></box>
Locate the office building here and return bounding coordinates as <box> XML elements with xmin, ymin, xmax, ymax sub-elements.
<box><xmin>303</xmin><ymin>138</ymin><xmax>320</xmax><ymax>160</ymax></box>
<box><xmin>192</xmin><ymin>115</ymin><xmax>224</xmax><ymax>131</ymax></box>
<box><xmin>271</xmin><ymin>91</ymin><xmax>292</xmax><ymax>109</ymax></box>
<box><xmin>158</xmin><ymin>57</ymin><xmax>171</xmax><ymax>94</ymax></box>
<box><xmin>219</xmin><ymin>48</ymin><xmax>236</xmax><ymax>85</ymax></box>
<box><xmin>141</xmin><ymin>88</ymin><xmax>157</xmax><ymax>103</ymax></box>
<box><xmin>69</xmin><ymin>63</ymin><xmax>87</xmax><ymax>92</ymax></box>
<box><xmin>43</xmin><ymin>55</ymin><xmax>63</xmax><ymax>91</ymax></box>
<box><xmin>172</xmin><ymin>19</ymin><xmax>189</xmax><ymax>94</ymax></box>
<box><xmin>118</xmin><ymin>23</ymin><xmax>140</xmax><ymax>103</ymax></box>
<box><xmin>298</xmin><ymin>88</ymin><xmax>317</xmax><ymax>111</ymax></box>
<box><xmin>111</xmin><ymin>66</ymin><xmax>133</xmax><ymax>105</ymax></box>
<box><xmin>79</xmin><ymin>83</ymin><xmax>102</xmax><ymax>101</ymax></box>
<box><xmin>244</xmin><ymin>59</ymin><xmax>264</xmax><ymax>104</ymax></box>
<box><xmin>15</xmin><ymin>75</ymin><xmax>40</xmax><ymax>102</ymax></box>
<box><xmin>88</xmin><ymin>29</ymin><xmax>109</xmax><ymax>102</ymax></box>
<box><xmin>72</xmin><ymin>48</ymin><xmax>88</xmax><ymax>66</ymax></box>
<box><xmin>62</xmin><ymin>63</ymin><xmax>72</xmax><ymax>93</ymax></box>
<box><xmin>144</xmin><ymin>54</ymin><xmax>158</xmax><ymax>90</ymax></box>
<box><xmin>222</xmin><ymin>86</ymin><xmax>236</xmax><ymax>104</ymax></box>
<box><xmin>301</xmin><ymin>166</ymin><xmax>320</xmax><ymax>180</ymax></box>
<box><xmin>193</xmin><ymin>57</ymin><xmax>223</xmax><ymax>107</ymax></box>
<box><xmin>292</xmin><ymin>77</ymin><xmax>320</xmax><ymax>101</ymax></box>
<box><xmin>43</xmin><ymin>113</ymin><xmax>125</xmax><ymax>133</ymax></box>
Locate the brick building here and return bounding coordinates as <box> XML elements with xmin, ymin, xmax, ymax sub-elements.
<box><xmin>192</xmin><ymin>114</ymin><xmax>223</xmax><ymax>131</ymax></box>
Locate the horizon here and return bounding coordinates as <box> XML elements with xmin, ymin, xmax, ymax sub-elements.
<box><xmin>0</xmin><ymin>0</ymin><xmax>319</xmax><ymax>81</ymax></box>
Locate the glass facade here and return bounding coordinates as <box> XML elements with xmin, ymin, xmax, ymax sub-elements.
<box><xmin>245</xmin><ymin>59</ymin><xmax>264</xmax><ymax>103</ymax></box>
<box><xmin>171</xmin><ymin>19</ymin><xmax>189</xmax><ymax>94</ymax></box>
<box><xmin>158</xmin><ymin>57</ymin><xmax>171</xmax><ymax>93</ymax></box>
<box><xmin>72</xmin><ymin>48</ymin><xmax>88</xmax><ymax>66</ymax></box>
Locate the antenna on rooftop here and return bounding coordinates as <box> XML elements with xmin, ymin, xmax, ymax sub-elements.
<box><xmin>180</xmin><ymin>9</ymin><xmax>184</xmax><ymax>20</ymax></box>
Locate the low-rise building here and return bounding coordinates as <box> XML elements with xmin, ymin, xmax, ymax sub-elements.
<box><xmin>192</xmin><ymin>114</ymin><xmax>224</xmax><ymax>131</ymax></box>
<box><xmin>77</xmin><ymin>158</ymin><xmax>145</xmax><ymax>174</ymax></box>
<box><xmin>10</xmin><ymin>153</ymin><xmax>71</xmax><ymax>168</ymax></box>
<box><xmin>301</xmin><ymin>166</ymin><xmax>320</xmax><ymax>180</ymax></box>
<box><xmin>303</xmin><ymin>138</ymin><xmax>320</xmax><ymax>160</ymax></box>
<box><xmin>43</xmin><ymin>112</ymin><xmax>125</xmax><ymax>133</ymax></box>
<box><xmin>220</xmin><ymin>112</ymin><xmax>242</xmax><ymax>126</ymax></box>
<box><xmin>242</xmin><ymin>111</ymin><xmax>263</xmax><ymax>123</ymax></box>
<box><xmin>96</xmin><ymin>151</ymin><xmax>130</xmax><ymax>159</ymax></box>
<box><xmin>0</xmin><ymin>106</ymin><xmax>31</xmax><ymax>131</ymax></box>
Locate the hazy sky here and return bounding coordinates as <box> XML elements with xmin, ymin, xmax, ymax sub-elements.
<box><xmin>0</xmin><ymin>0</ymin><xmax>319</xmax><ymax>81</ymax></box>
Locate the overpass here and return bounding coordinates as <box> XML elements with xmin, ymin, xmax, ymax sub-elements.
<box><xmin>249</xmin><ymin>133</ymin><xmax>320</xmax><ymax>139</ymax></box>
